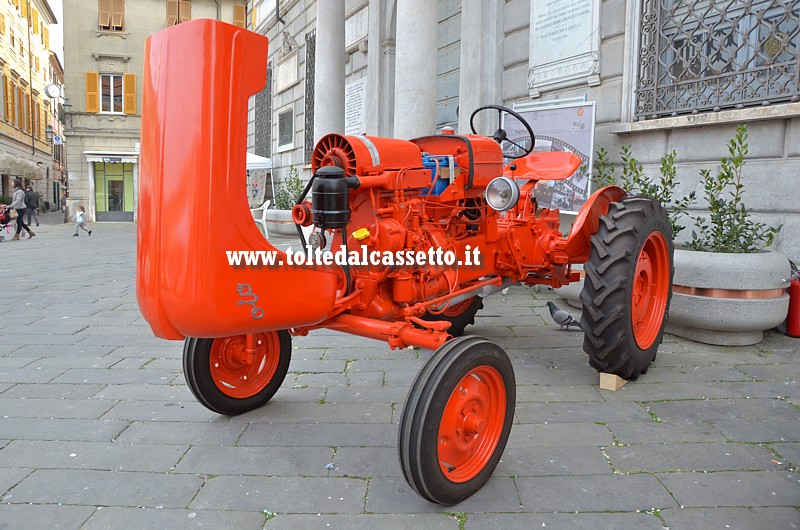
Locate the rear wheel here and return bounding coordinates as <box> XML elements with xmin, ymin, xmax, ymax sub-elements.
<box><xmin>580</xmin><ymin>197</ymin><xmax>673</xmax><ymax>379</ymax></box>
<box><xmin>421</xmin><ymin>297</ymin><xmax>484</xmax><ymax>337</ymax></box>
<box><xmin>183</xmin><ymin>331</ymin><xmax>292</xmax><ymax>415</ymax></box>
<box><xmin>398</xmin><ymin>336</ymin><xmax>515</xmax><ymax>505</ymax></box>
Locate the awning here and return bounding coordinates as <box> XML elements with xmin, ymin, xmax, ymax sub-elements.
<box><xmin>246</xmin><ymin>151</ymin><xmax>272</xmax><ymax>170</ymax></box>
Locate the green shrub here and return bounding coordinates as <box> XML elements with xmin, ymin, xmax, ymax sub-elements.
<box><xmin>684</xmin><ymin>124</ymin><xmax>781</xmax><ymax>253</ymax></box>
<box><xmin>274</xmin><ymin>165</ymin><xmax>304</xmax><ymax>210</ymax></box>
<box><xmin>592</xmin><ymin>145</ymin><xmax>695</xmax><ymax>237</ymax></box>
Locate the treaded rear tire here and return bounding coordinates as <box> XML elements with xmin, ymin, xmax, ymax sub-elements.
<box><xmin>579</xmin><ymin>197</ymin><xmax>673</xmax><ymax>380</ymax></box>
<box><xmin>420</xmin><ymin>296</ymin><xmax>483</xmax><ymax>337</ymax></box>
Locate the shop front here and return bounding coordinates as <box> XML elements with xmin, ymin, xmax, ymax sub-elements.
<box><xmin>86</xmin><ymin>153</ymin><xmax>138</xmax><ymax>222</ymax></box>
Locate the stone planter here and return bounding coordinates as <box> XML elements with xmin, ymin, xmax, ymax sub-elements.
<box><xmin>263</xmin><ymin>209</ymin><xmax>297</xmax><ymax>236</ymax></box>
<box><xmin>666</xmin><ymin>249</ymin><xmax>791</xmax><ymax>346</ymax></box>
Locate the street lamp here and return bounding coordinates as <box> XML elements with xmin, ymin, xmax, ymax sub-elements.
<box><xmin>62</xmin><ymin>98</ymin><xmax>72</xmax><ymax>128</ymax></box>
<box><xmin>45</xmin><ymin>125</ymin><xmax>54</xmax><ymax>143</ymax></box>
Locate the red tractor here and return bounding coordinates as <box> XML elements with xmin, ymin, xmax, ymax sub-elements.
<box><xmin>138</xmin><ymin>21</ymin><xmax>673</xmax><ymax>505</ymax></box>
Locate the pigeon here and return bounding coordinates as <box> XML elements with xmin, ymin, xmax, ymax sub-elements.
<box><xmin>546</xmin><ymin>301</ymin><xmax>581</xmax><ymax>330</ymax></box>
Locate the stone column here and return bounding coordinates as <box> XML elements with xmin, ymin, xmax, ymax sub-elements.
<box><xmin>366</xmin><ymin>0</ymin><xmax>395</xmax><ymax>137</ymax></box>
<box><xmin>457</xmin><ymin>1</ymin><xmax>502</xmax><ymax>135</ymax></box>
<box><xmin>393</xmin><ymin>0</ymin><xmax>437</xmax><ymax>139</ymax></box>
<box><xmin>313</xmin><ymin>0</ymin><xmax>345</xmax><ymax>143</ymax></box>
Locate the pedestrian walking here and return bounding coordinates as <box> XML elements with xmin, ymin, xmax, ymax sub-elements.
<box><xmin>9</xmin><ymin>180</ymin><xmax>35</xmax><ymax>241</ymax></box>
<box><xmin>73</xmin><ymin>205</ymin><xmax>92</xmax><ymax>236</ymax></box>
<box><xmin>61</xmin><ymin>194</ymin><xmax>66</xmax><ymax>212</ymax></box>
<box><xmin>24</xmin><ymin>186</ymin><xmax>40</xmax><ymax>227</ymax></box>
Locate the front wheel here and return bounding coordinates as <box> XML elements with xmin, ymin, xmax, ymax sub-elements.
<box><xmin>183</xmin><ymin>331</ymin><xmax>292</xmax><ymax>415</ymax></box>
<box><xmin>580</xmin><ymin>197</ymin><xmax>673</xmax><ymax>379</ymax></box>
<box><xmin>398</xmin><ymin>336</ymin><xmax>516</xmax><ymax>505</ymax></box>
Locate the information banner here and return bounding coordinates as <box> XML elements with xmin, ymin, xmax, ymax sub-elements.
<box><xmin>504</xmin><ymin>100</ymin><xmax>595</xmax><ymax>214</ymax></box>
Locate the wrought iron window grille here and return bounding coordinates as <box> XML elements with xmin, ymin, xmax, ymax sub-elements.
<box><xmin>636</xmin><ymin>0</ymin><xmax>800</xmax><ymax>119</ymax></box>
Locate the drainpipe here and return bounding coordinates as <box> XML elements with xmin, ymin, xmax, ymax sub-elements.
<box><xmin>213</xmin><ymin>0</ymin><xmax>220</xmax><ymax>20</ymax></box>
<box><xmin>27</xmin><ymin>0</ymin><xmax>35</xmax><ymax>157</ymax></box>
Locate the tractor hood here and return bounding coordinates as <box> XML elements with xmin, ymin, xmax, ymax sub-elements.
<box><xmin>137</xmin><ymin>19</ymin><xmax>338</xmax><ymax>340</ymax></box>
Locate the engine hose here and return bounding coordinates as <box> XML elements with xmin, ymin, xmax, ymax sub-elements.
<box><xmin>341</xmin><ymin>228</ymin><xmax>352</xmax><ymax>296</ymax></box>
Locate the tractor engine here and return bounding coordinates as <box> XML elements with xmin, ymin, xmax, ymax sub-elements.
<box><xmin>291</xmin><ymin>132</ymin><xmax>549</xmax><ymax>323</ymax></box>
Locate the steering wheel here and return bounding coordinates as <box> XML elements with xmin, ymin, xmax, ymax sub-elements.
<box><xmin>469</xmin><ymin>104</ymin><xmax>536</xmax><ymax>158</ymax></box>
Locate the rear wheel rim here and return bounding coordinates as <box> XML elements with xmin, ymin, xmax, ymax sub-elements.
<box><xmin>631</xmin><ymin>231</ymin><xmax>670</xmax><ymax>350</ymax></box>
<box><xmin>209</xmin><ymin>332</ymin><xmax>280</xmax><ymax>398</ymax></box>
<box><xmin>437</xmin><ymin>365</ymin><xmax>506</xmax><ymax>483</ymax></box>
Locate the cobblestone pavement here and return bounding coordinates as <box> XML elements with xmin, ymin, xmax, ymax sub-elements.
<box><xmin>0</xmin><ymin>216</ymin><xmax>798</xmax><ymax>529</ymax></box>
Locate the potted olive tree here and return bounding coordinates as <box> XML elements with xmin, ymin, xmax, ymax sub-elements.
<box><xmin>264</xmin><ymin>165</ymin><xmax>304</xmax><ymax>236</ymax></box>
<box><xmin>668</xmin><ymin>125</ymin><xmax>788</xmax><ymax>346</ymax></box>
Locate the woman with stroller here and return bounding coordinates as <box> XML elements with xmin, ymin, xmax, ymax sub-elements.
<box><xmin>9</xmin><ymin>180</ymin><xmax>35</xmax><ymax>241</ymax></box>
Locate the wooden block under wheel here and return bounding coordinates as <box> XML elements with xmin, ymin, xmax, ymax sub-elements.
<box><xmin>599</xmin><ymin>372</ymin><xmax>627</xmax><ymax>391</ymax></box>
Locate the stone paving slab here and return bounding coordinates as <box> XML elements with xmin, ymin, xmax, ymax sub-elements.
<box><xmin>659</xmin><ymin>506</ymin><xmax>800</xmax><ymax>529</ymax></box>
<box><xmin>6</xmin><ymin>469</ymin><xmax>204</xmax><ymax>507</ymax></box>
<box><xmin>466</xmin><ymin>512</ymin><xmax>665</xmax><ymax>529</ymax></box>
<box><xmin>265</xmin><ymin>513</ymin><xmax>459</xmax><ymax>530</ymax></box>
<box><xmin>0</xmin><ymin>440</ymin><xmax>187</xmax><ymax>472</ymax></box>
<box><xmin>657</xmin><ymin>470</ymin><xmax>800</xmax><ymax>507</ymax></box>
<box><xmin>515</xmin><ymin>474</ymin><xmax>678</xmax><ymax>512</ymax></box>
<box><xmin>0</xmin><ymin>222</ymin><xmax>798</xmax><ymax>527</ymax></box>
<box><xmin>0</xmin><ymin>504</ymin><xmax>96</xmax><ymax>530</ymax></box>
<box><xmin>191</xmin><ymin>476</ymin><xmax>368</xmax><ymax>513</ymax></box>
<box><xmin>81</xmin><ymin>507</ymin><xmax>266</xmax><ymax>530</ymax></box>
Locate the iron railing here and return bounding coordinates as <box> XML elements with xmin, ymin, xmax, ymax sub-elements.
<box><xmin>636</xmin><ymin>0</ymin><xmax>800</xmax><ymax>119</ymax></box>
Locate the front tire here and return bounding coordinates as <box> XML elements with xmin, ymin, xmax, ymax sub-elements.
<box><xmin>398</xmin><ymin>336</ymin><xmax>515</xmax><ymax>505</ymax></box>
<box><xmin>183</xmin><ymin>331</ymin><xmax>292</xmax><ymax>415</ymax></box>
<box><xmin>580</xmin><ymin>197</ymin><xmax>673</xmax><ymax>379</ymax></box>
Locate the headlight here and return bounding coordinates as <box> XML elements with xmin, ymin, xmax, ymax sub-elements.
<box><xmin>484</xmin><ymin>176</ymin><xmax>520</xmax><ymax>212</ymax></box>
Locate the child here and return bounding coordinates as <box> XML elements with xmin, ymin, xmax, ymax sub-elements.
<box><xmin>73</xmin><ymin>205</ymin><xmax>92</xmax><ymax>236</ymax></box>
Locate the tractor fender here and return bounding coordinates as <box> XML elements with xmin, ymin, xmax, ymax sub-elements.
<box><xmin>563</xmin><ymin>186</ymin><xmax>627</xmax><ymax>262</ymax></box>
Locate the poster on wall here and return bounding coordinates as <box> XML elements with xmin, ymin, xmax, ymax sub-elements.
<box><xmin>503</xmin><ymin>100</ymin><xmax>595</xmax><ymax>214</ymax></box>
<box><xmin>246</xmin><ymin>170</ymin><xmax>268</xmax><ymax>208</ymax></box>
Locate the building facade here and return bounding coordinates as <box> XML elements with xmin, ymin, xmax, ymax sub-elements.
<box><xmin>0</xmin><ymin>0</ymin><xmax>58</xmax><ymax>204</ymax></box>
<box><xmin>250</xmin><ymin>0</ymin><xmax>800</xmax><ymax>262</ymax></box>
<box><xmin>62</xmin><ymin>0</ymin><xmax>248</xmax><ymax>221</ymax></box>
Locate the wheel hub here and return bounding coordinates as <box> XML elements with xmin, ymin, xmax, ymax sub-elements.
<box><xmin>209</xmin><ymin>333</ymin><xmax>280</xmax><ymax>399</ymax></box>
<box><xmin>438</xmin><ymin>367</ymin><xmax>506</xmax><ymax>482</ymax></box>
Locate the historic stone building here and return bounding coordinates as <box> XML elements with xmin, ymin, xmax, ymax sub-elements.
<box><xmin>250</xmin><ymin>0</ymin><xmax>800</xmax><ymax>262</ymax></box>
<box><xmin>62</xmin><ymin>0</ymin><xmax>248</xmax><ymax>221</ymax></box>
<box><xmin>0</xmin><ymin>0</ymin><xmax>58</xmax><ymax>205</ymax></box>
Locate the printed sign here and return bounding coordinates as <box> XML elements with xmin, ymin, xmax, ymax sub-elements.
<box><xmin>504</xmin><ymin>101</ymin><xmax>596</xmax><ymax>214</ymax></box>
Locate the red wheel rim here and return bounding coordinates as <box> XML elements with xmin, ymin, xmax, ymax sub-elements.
<box><xmin>631</xmin><ymin>231</ymin><xmax>670</xmax><ymax>350</ymax></box>
<box><xmin>437</xmin><ymin>365</ymin><xmax>506</xmax><ymax>483</ymax></box>
<box><xmin>209</xmin><ymin>332</ymin><xmax>281</xmax><ymax>398</ymax></box>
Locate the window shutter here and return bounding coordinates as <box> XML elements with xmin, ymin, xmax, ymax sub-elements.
<box><xmin>98</xmin><ymin>0</ymin><xmax>110</xmax><ymax>27</ymax></box>
<box><xmin>166</xmin><ymin>0</ymin><xmax>178</xmax><ymax>26</ymax></box>
<box><xmin>43</xmin><ymin>26</ymin><xmax>49</xmax><ymax>49</ymax></box>
<box><xmin>123</xmin><ymin>73</ymin><xmax>136</xmax><ymax>115</ymax></box>
<box><xmin>234</xmin><ymin>5</ymin><xmax>246</xmax><ymax>28</ymax></box>
<box><xmin>0</xmin><ymin>13</ymin><xmax>6</xmax><ymax>35</ymax></box>
<box><xmin>32</xmin><ymin>9</ymin><xmax>39</xmax><ymax>32</ymax></box>
<box><xmin>20</xmin><ymin>0</ymin><xmax>27</xmax><ymax>19</ymax></box>
<box><xmin>179</xmin><ymin>1</ymin><xmax>191</xmax><ymax>23</ymax></box>
<box><xmin>111</xmin><ymin>0</ymin><xmax>124</xmax><ymax>29</ymax></box>
<box><xmin>11</xmin><ymin>0</ymin><xmax>18</xmax><ymax>8</ymax></box>
<box><xmin>6</xmin><ymin>80</ymin><xmax>11</xmax><ymax>123</ymax></box>
<box><xmin>86</xmin><ymin>72</ymin><xmax>99</xmax><ymax>113</ymax></box>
